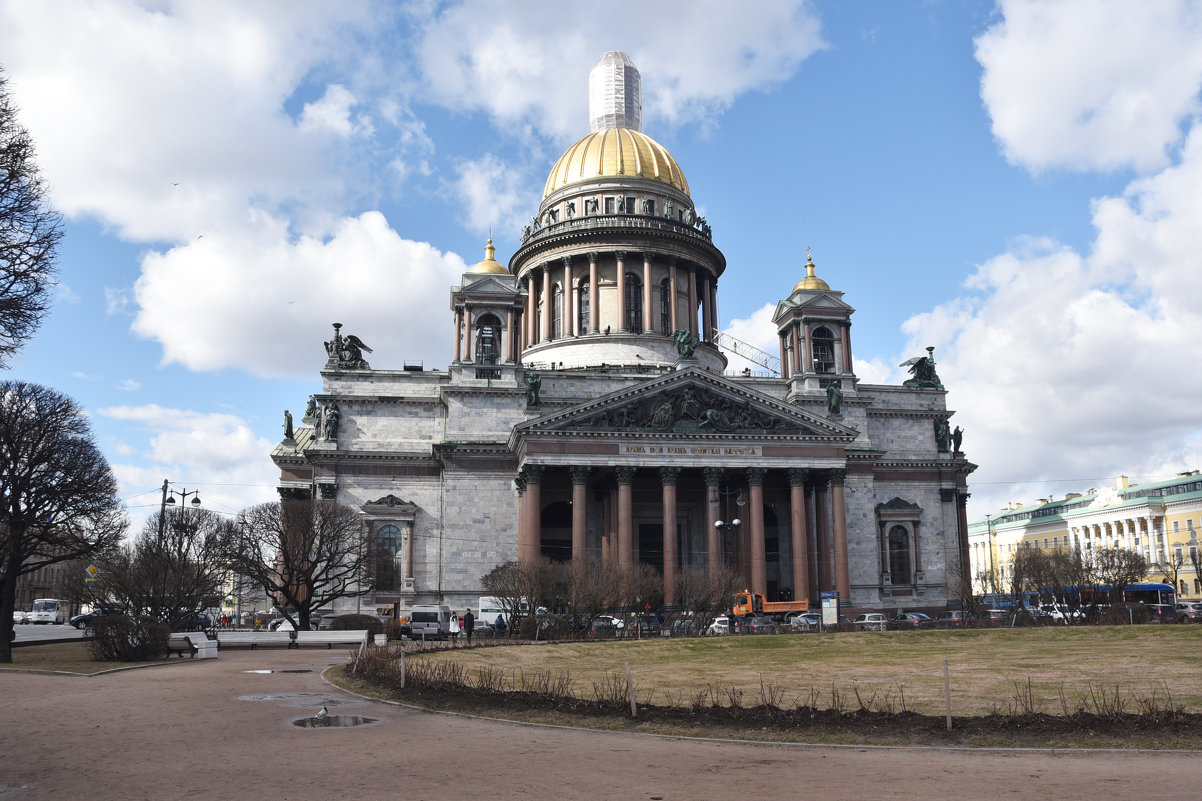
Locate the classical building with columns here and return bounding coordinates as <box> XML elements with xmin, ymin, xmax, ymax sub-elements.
<box><xmin>271</xmin><ymin>52</ymin><xmax>976</xmax><ymax>617</ymax></box>
<box><xmin>968</xmin><ymin>471</ymin><xmax>1202</xmax><ymax>600</ymax></box>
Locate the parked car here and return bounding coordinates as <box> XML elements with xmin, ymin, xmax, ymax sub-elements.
<box><xmin>69</xmin><ymin>608</ymin><xmax>124</xmax><ymax>629</ymax></box>
<box><xmin>589</xmin><ymin>616</ymin><xmax>617</xmax><ymax>635</ymax></box>
<box><xmin>706</xmin><ymin>615</ymin><xmax>732</xmax><ymax>636</ymax></box>
<box><xmin>13</xmin><ymin>609</ymin><xmax>30</xmax><ymax>624</ymax></box>
<box><xmin>1144</xmin><ymin>604</ymin><xmax>1175</xmax><ymax>624</ymax></box>
<box><xmin>743</xmin><ymin>615</ymin><xmax>776</xmax><ymax>634</ymax></box>
<box><xmin>177</xmin><ymin>612</ymin><xmax>212</xmax><ymax>630</ymax></box>
<box><xmin>979</xmin><ymin>608</ymin><xmax>1009</xmax><ymax>626</ymax></box>
<box><xmin>670</xmin><ymin>618</ymin><xmax>698</xmax><ymax>636</ymax></box>
<box><xmin>789</xmin><ymin>612</ymin><xmax>821</xmax><ymax>632</ymax></box>
<box><xmin>627</xmin><ymin>614</ymin><xmax>661</xmax><ymax>636</ymax></box>
<box><xmin>853</xmin><ymin>613</ymin><xmax>888</xmax><ymax>631</ymax></box>
<box><xmin>889</xmin><ymin>612</ymin><xmax>932</xmax><ymax>630</ymax></box>
<box><xmin>1175</xmin><ymin>602</ymin><xmax>1202</xmax><ymax>623</ymax></box>
<box><xmin>934</xmin><ymin>610</ymin><xmax>975</xmax><ymax>629</ymax></box>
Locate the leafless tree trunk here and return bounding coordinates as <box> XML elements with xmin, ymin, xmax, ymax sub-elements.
<box><xmin>0</xmin><ymin>72</ymin><xmax>62</xmax><ymax>367</ymax></box>
<box><xmin>226</xmin><ymin>499</ymin><xmax>372</xmax><ymax>631</ymax></box>
<box><xmin>0</xmin><ymin>382</ymin><xmax>125</xmax><ymax>662</ymax></box>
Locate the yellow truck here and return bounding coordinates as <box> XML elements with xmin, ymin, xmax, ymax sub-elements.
<box><xmin>730</xmin><ymin>590</ymin><xmax>808</xmax><ymax>618</ymax></box>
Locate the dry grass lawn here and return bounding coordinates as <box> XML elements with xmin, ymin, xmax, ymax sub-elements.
<box><xmin>412</xmin><ymin>625</ymin><xmax>1202</xmax><ymax>717</ymax></box>
<box><xmin>1</xmin><ymin>641</ymin><xmax>163</xmax><ymax>675</ymax></box>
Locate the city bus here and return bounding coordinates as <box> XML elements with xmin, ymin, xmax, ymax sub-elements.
<box><xmin>30</xmin><ymin>598</ymin><xmax>69</xmax><ymax>624</ymax></box>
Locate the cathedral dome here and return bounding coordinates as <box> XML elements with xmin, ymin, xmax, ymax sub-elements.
<box><xmin>543</xmin><ymin>128</ymin><xmax>690</xmax><ymax>199</ymax></box>
<box><xmin>792</xmin><ymin>252</ymin><xmax>830</xmax><ymax>292</ymax></box>
<box><xmin>466</xmin><ymin>237</ymin><xmax>508</xmax><ymax>275</ymax></box>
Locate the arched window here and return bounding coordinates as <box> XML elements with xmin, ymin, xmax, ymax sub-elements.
<box><xmin>888</xmin><ymin>525</ymin><xmax>911</xmax><ymax>584</ymax></box>
<box><xmin>551</xmin><ymin>285</ymin><xmax>564</xmax><ymax>340</ymax></box>
<box><xmin>659</xmin><ymin>278</ymin><xmax>671</xmax><ymax>335</ymax></box>
<box><xmin>811</xmin><ymin>326</ymin><xmax>835</xmax><ymax>373</ymax></box>
<box><xmin>578</xmin><ymin>281</ymin><xmax>590</xmax><ymax>333</ymax></box>
<box><xmin>375</xmin><ymin>524</ymin><xmax>403</xmax><ymax>592</ymax></box>
<box><xmin>475</xmin><ymin>314</ymin><xmax>500</xmax><ymax>364</ymax></box>
<box><xmin>625</xmin><ymin>273</ymin><xmax>643</xmax><ymax>333</ymax></box>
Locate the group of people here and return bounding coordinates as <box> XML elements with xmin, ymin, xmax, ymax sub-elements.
<box><xmin>446</xmin><ymin>609</ymin><xmax>509</xmax><ymax>644</ymax></box>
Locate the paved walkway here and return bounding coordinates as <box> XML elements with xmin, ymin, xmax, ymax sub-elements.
<box><xmin>2</xmin><ymin>648</ymin><xmax>1200</xmax><ymax>800</ymax></box>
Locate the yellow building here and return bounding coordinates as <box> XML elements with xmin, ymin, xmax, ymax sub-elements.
<box><xmin>968</xmin><ymin>471</ymin><xmax>1202</xmax><ymax>600</ymax></box>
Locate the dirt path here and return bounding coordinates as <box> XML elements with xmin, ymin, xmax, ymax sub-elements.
<box><xmin>2</xmin><ymin>648</ymin><xmax>1200</xmax><ymax>801</ymax></box>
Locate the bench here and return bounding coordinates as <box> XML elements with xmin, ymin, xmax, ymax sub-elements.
<box><xmin>293</xmin><ymin>630</ymin><xmax>369</xmax><ymax>650</ymax></box>
<box><xmin>216</xmin><ymin>631</ymin><xmax>296</xmax><ymax>650</ymax></box>
<box><xmin>167</xmin><ymin>632</ymin><xmax>218</xmax><ymax>659</ymax></box>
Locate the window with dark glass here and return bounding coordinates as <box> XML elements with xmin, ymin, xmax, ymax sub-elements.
<box><xmin>888</xmin><ymin>525</ymin><xmax>911</xmax><ymax>584</ymax></box>
<box><xmin>811</xmin><ymin>326</ymin><xmax>835</xmax><ymax>373</ymax></box>
<box><xmin>659</xmin><ymin>278</ymin><xmax>671</xmax><ymax>334</ymax></box>
<box><xmin>625</xmin><ymin>274</ymin><xmax>642</xmax><ymax>333</ymax></box>
<box><xmin>578</xmin><ymin>281</ymin><xmax>590</xmax><ymax>332</ymax></box>
<box><xmin>551</xmin><ymin>285</ymin><xmax>563</xmax><ymax>339</ymax></box>
<box><xmin>475</xmin><ymin>315</ymin><xmax>500</xmax><ymax>364</ymax></box>
<box><xmin>375</xmin><ymin>524</ymin><xmax>402</xmax><ymax>592</ymax></box>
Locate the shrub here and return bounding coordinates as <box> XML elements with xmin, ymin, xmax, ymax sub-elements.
<box><xmin>88</xmin><ymin>616</ymin><xmax>170</xmax><ymax>661</ymax></box>
<box><xmin>517</xmin><ymin>613</ymin><xmax>573</xmax><ymax>640</ymax></box>
<box><xmin>330</xmin><ymin>614</ymin><xmax>384</xmax><ymax>637</ymax></box>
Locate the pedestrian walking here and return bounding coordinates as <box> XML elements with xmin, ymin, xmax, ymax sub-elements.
<box><xmin>463</xmin><ymin>608</ymin><xmax>475</xmax><ymax>644</ymax></box>
<box><xmin>448</xmin><ymin>610</ymin><xmax>461</xmax><ymax>644</ymax></box>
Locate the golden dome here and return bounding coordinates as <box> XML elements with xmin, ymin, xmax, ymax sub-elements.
<box><xmin>543</xmin><ymin>128</ymin><xmax>690</xmax><ymax>199</ymax></box>
<box><xmin>467</xmin><ymin>237</ymin><xmax>508</xmax><ymax>275</ymax></box>
<box><xmin>792</xmin><ymin>251</ymin><xmax>830</xmax><ymax>292</ymax></box>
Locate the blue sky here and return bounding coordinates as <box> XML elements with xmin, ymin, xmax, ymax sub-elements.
<box><xmin>2</xmin><ymin>0</ymin><xmax>1200</xmax><ymax>525</ymax></box>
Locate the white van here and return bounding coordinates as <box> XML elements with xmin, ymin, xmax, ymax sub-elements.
<box><xmin>30</xmin><ymin>598</ymin><xmax>68</xmax><ymax>625</ymax></box>
<box><xmin>408</xmin><ymin>605</ymin><xmax>451</xmax><ymax>639</ymax></box>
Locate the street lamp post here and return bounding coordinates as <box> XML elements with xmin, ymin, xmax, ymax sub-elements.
<box><xmin>710</xmin><ymin>485</ymin><xmax>746</xmax><ymax>579</ymax></box>
<box><xmin>158</xmin><ymin>479</ymin><xmax>201</xmax><ymax>538</ymax></box>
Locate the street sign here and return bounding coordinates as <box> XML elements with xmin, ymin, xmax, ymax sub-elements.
<box><xmin>85</xmin><ymin>564</ymin><xmax>99</xmax><ymax>576</ymax></box>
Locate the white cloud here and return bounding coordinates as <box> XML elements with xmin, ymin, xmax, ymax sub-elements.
<box><xmin>414</xmin><ymin>0</ymin><xmax>825</xmax><ymax>140</ymax></box>
<box><xmin>129</xmin><ymin>211</ymin><xmax>466</xmax><ymax>377</ymax></box>
<box><xmin>117</xmin><ymin>379</ymin><xmax>141</xmax><ymax>392</ymax></box>
<box><xmin>719</xmin><ymin>303</ymin><xmax>780</xmax><ymax>375</ymax></box>
<box><xmin>976</xmin><ymin>0</ymin><xmax>1202</xmax><ymax>173</ymax></box>
<box><xmin>299</xmin><ymin>84</ymin><xmax>363</xmax><ymax>138</ymax></box>
<box><xmin>451</xmin><ymin>154</ymin><xmax>539</xmax><ymax>237</ymax></box>
<box><xmin>98</xmin><ymin>403</ymin><xmax>279</xmax><ymax>518</ymax></box>
<box><xmin>0</xmin><ymin>1</ymin><xmax>379</xmax><ymax>242</ymax></box>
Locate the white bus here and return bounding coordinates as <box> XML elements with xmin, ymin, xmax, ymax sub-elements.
<box><xmin>30</xmin><ymin>598</ymin><xmax>68</xmax><ymax>625</ymax></box>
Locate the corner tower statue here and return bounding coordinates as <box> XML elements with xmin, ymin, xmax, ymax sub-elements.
<box><xmin>271</xmin><ymin>52</ymin><xmax>976</xmax><ymax>621</ymax></box>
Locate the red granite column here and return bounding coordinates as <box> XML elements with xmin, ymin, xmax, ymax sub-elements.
<box><xmin>642</xmin><ymin>252</ymin><xmax>654</xmax><ymax>334</ymax></box>
<box><xmin>660</xmin><ymin>467</ymin><xmax>680</xmax><ymax>606</ymax></box>
<box><xmin>563</xmin><ymin>257</ymin><xmax>575</xmax><ymax>337</ymax></box>
<box><xmin>748</xmin><ymin>467</ymin><xmax>767</xmax><ymax>596</ymax></box>
<box><xmin>615</xmin><ymin>466</ymin><xmax>636</xmax><ymax>566</ymax></box>
<box><xmin>789</xmin><ymin>468</ymin><xmax>810</xmax><ymax>604</ymax></box>
<box><xmin>704</xmin><ymin>467</ymin><xmax>722</xmax><ymax>581</ymax></box>
<box><xmin>831</xmin><ymin>470</ymin><xmax>850</xmax><ymax>601</ymax></box>
<box><xmin>463</xmin><ymin>304</ymin><xmax>473</xmax><ymax>363</ymax></box>
<box><xmin>667</xmin><ymin>257</ymin><xmax>678</xmax><ymax>335</ymax></box>
<box><xmin>522</xmin><ymin>465</ymin><xmax>544</xmax><ymax>562</ymax></box>
<box><xmin>615</xmin><ymin>251</ymin><xmax>627</xmax><ymax>332</ymax></box>
<box><xmin>570</xmin><ymin>466</ymin><xmax>589</xmax><ymax>560</ymax></box>
<box><xmin>588</xmin><ymin>252</ymin><xmax>600</xmax><ymax>334</ymax></box>
<box><xmin>540</xmin><ymin>267</ymin><xmax>551</xmax><ymax>342</ymax></box>
<box><xmin>687</xmin><ymin>267</ymin><xmax>698</xmax><ymax>339</ymax></box>
<box><xmin>453</xmin><ymin>307</ymin><xmax>462</xmax><ymax>363</ymax></box>
<box><xmin>814</xmin><ymin>474</ymin><xmax>830</xmax><ymax>591</ymax></box>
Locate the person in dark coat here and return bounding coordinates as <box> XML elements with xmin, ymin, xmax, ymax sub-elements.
<box><xmin>463</xmin><ymin>608</ymin><xmax>475</xmax><ymax>644</ymax></box>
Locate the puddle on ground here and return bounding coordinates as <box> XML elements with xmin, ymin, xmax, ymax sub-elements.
<box><xmin>236</xmin><ymin>692</ymin><xmax>336</xmax><ymax>703</ymax></box>
<box><xmin>293</xmin><ymin>715</ymin><xmax>377</xmax><ymax>728</ymax></box>
<box><xmin>242</xmin><ymin>669</ymin><xmax>273</xmax><ymax>674</ymax></box>
<box><xmin>240</xmin><ymin>669</ymin><xmax>314</xmax><ymax>674</ymax></box>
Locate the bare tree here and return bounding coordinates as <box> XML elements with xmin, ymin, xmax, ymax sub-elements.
<box><xmin>227</xmin><ymin>499</ymin><xmax>372</xmax><ymax>631</ymax></box>
<box><xmin>480</xmin><ymin>558</ymin><xmax>550</xmax><ymax>632</ymax></box>
<box><xmin>1090</xmin><ymin>547</ymin><xmax>1149</xmax><ymax>604</ymax></box>
<box><xmin>92</xmin><ymin>509</ymin><xmax>229</xmax><ymax>628</ymax></box>
<box><xmin>0</xmin><ymin>382</ymin><xmax>125</xmax><ymax>662</ymax></box>
<box><xmin>673</xmin><ymin>564</ymin><xmax>739</xmax><ymax>634</ymax></box>
<box><xmin>0</xmin><ymin>72</ymin><xmax>62</xmax><ymax>367</ymax></box>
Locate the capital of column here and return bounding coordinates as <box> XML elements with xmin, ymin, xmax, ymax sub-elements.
<box><xmin>561</xmin><ymin>256</ymin><xmax>573</xmax><ymax>269</ymax></box>
<box><xmin>746</xmin><ymin>467</ymin><xmax>767</xmax><ymax>486</ymax></box>
<box><xmin>614</xmin><ymin>465</ymin><xmax>637</xmax><ymax>485</ymax></box>
<box><xmin>788</xmin><ymin>467</ymin><xmax>807</xmax><ymax>486</ymax></box>
<box><xmin>525</xmin><ymin>464</ymin><xmax>546</xmax><ymax>484</ymax></box>
<box><xmin>663</xmin><ymin>255</ymin><xmax>677</xmax><ymax>267</ymax></box>
<box><xmin>828</xmin><ymin>468</ymin><xmax>847</xmax><ymax>486</ymax></box>
<box><xmin>940</xmin><ymin>488</ymin><xmax>957</xmax><ymax>503</ymax></box>
<box><xmin>614</xmin><ymin>250</ymin><xmax>627</xmax><ymax>261</ymax></box>
<box><xmin>569</xmin><ymin>465</ymin><xmax>591</xmax><ymax>485</ymax></box>
<box><xmin>659</xmin><ymin>466</ymin><xmax>681</xmax><ymax>485</ymax></box>
<box><xmin>514</xmin><ymin>472</ymin><xmax>527</xmax><ymax>494</ymax></box>
<box><xmin>702</xmin><ymin>466</ymin><xmax>724</xmax><ymax>486</ymax></box>
<box><xmin>642</xmin><ymin>251</ymin><xmax>656</xmax><ymax>264</ymax></box>
<box><xmin>587</xmin><ymin>251</ymin><xmax>600</xmax><ymax>263</ymax></box>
